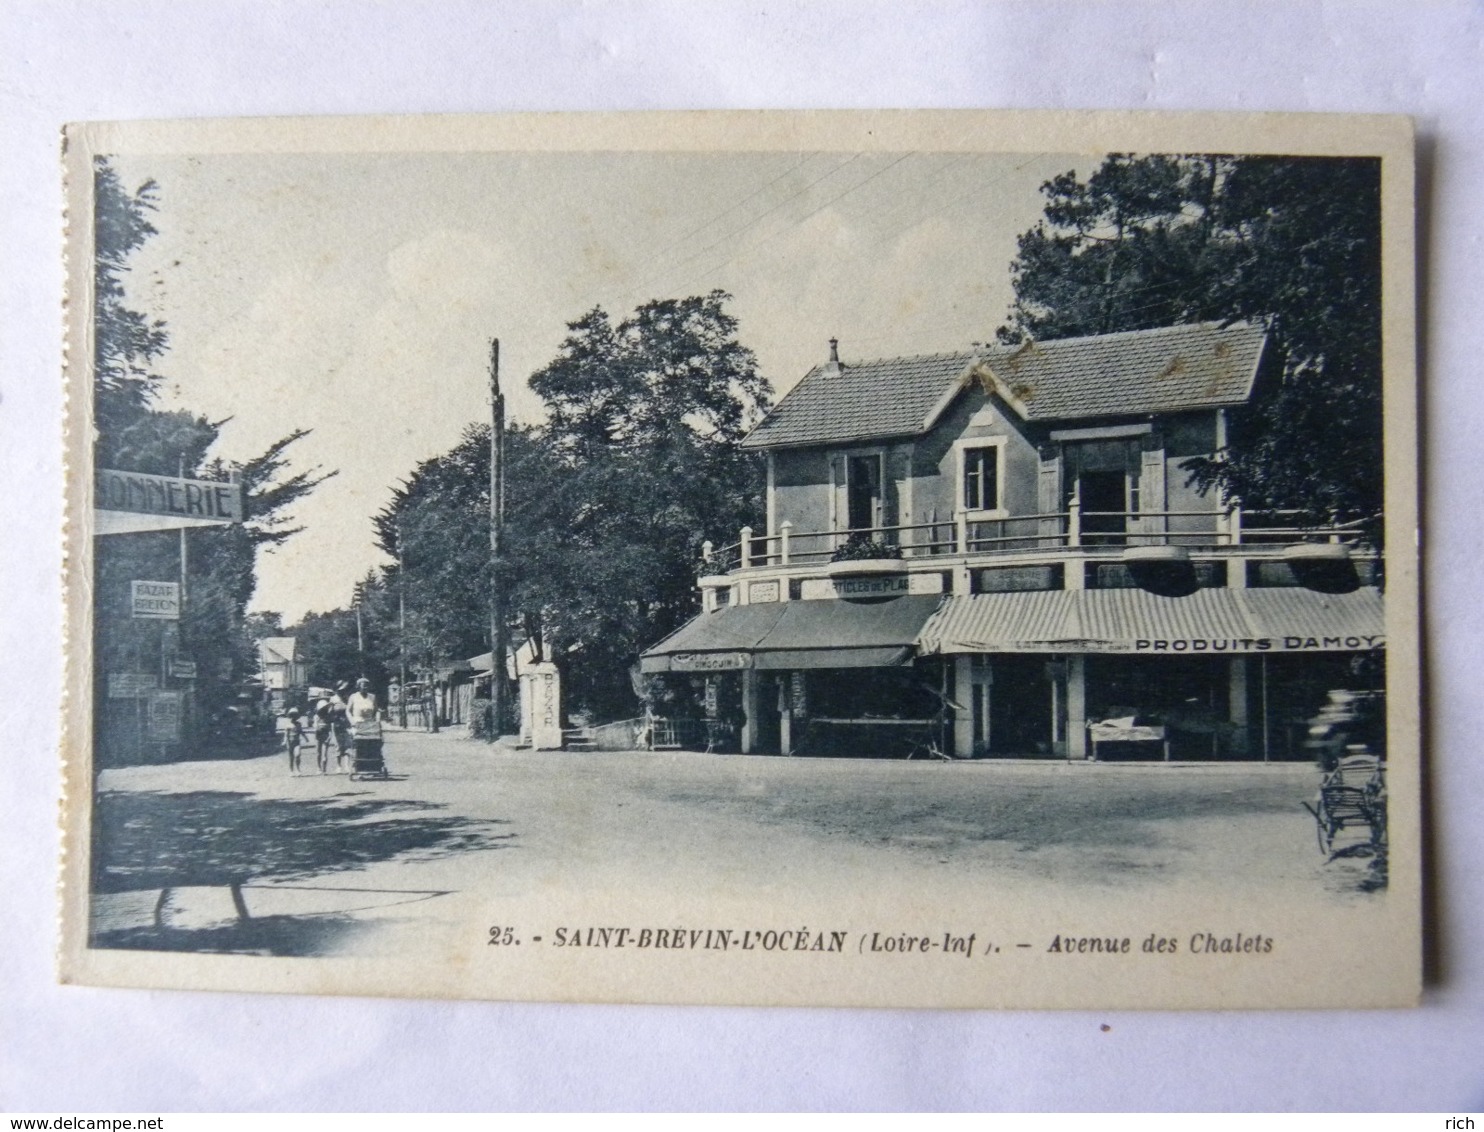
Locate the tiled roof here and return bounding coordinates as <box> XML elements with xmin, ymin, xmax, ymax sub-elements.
<box><xmin>259</xmin><ymin>636</ymin><xmax>297</xmax><ymax>664</ymax></box>
<box><xmin>740</xmin><ymin>351</ymin><xmax>975</xmax><ymax>449</ymax></box>
<box><xmin>979</xmin><ymin>321</ymin><xmax>1265</xmax><ymax>422</ymax></box>
<box><xmin>741</xmin><ymin>322</ymin><xmax>1265</xmax><ymax>449</ymax></box>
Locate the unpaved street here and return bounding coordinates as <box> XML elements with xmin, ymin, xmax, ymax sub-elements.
<box><xmin>89</xmin><ymin>726</ymin><xmax>1384</xmax><ymax>958</ymax></box>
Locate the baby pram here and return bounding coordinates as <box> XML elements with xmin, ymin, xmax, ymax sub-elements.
<box><xmin>349</xmin><ymin>737</ymin><xmax>390</xmax><ymax>780</ymax></box>
<box><xmin>1303</xmin><ymin>749</ymin><xmax>1385</xmax><ymax>857</ymax></box>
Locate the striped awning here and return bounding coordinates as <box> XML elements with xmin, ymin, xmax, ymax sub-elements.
<box><xmin>640</xmin><ymin>595</ymin><xmax>944</xmax><ymax>673</ymax></box>
<box><xmin>917</xmin><ymin>587</ymin><xmax>1384</xmax><ymax>655</ymax></box>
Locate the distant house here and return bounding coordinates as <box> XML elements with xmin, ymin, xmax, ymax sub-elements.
<box><xmin>257</xmin><ymin>637</ymin><xmax>306</xmax><ymax>709</ymax></box>
<box><xmin>642</xmin><ymin>322</ymin><xmax>1383</xmax><ymax>761</ymax></box>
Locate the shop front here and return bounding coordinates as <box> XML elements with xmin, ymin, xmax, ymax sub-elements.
<box><xmin>917</xmin><ymin>587</ymin><xmax>1386</xmax><ymax>761</ymax></box>
<box><xmin>640</xmin><ymin>593</ymin><xmax>946</xmax><ymax>756</ymax></box>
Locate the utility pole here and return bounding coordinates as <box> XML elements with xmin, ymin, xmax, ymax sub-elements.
<box><xmin>397</xmin><ymin>524</ymin><xmax>408</xmax><ymax>729</ymax></box>
<box><xmin>489</xmin><ymin>337</ymin><xmax>508</xmax><ymax>743</ymax></box>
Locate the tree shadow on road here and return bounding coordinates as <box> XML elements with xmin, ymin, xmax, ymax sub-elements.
<box><xmin>94</xmin><ymin>789</ymin><xmax>514</xmax><ymax>892</ymax></box>
<box><xmin>92</xmin><ymin>911</ymin><xmax>383</xmax><ymax>957</ymax></box>
<box><xmin>89</xmin><ymin>789</ymin><xmax>515</xmax><ymax>956</ymax></box>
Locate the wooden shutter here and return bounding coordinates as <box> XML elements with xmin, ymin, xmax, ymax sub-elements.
<box><xmin>1037</xmin><ymin>444</ymin><xmax>1062</xmax><ymax>544</ymax></box>
<box><xmin>1136</xmin><ymin>433</ymin><xmax>1166</xmax><ymax>540</ymax></box>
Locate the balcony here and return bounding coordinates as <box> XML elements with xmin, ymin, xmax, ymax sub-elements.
<box><xmin>699</xmin><ymin>502</ymin><xmax>1375</xmax><ymax>601</ymax></box>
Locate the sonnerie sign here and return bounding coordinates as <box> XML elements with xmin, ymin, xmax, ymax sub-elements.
<box><xmin>97</xmin><ymin>469</ymin><xmax>242</xmax><ymax>522</ymax></box>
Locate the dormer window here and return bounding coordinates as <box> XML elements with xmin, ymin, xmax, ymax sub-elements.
<box><xmin>955</xmin><ymin>437</ymin><xmax>1007</xmax><ymax>517</ymax></box>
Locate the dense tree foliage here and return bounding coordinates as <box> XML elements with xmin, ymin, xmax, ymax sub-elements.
<box><xmin>333</xmin><ymin>291</ymin><xmax>772</xmax><ymax>724</ymax></box>
<box><xmin>999</xmin><ymin>154</ymin><xmax>1383</xmax><ymax>524</ymax></box>
<box><xmin>92</xmin><ymin>159</ymin><xmax>330</xmax><ymax>756</ymax></box>
<box><xmin>522</xmin><ymin>292</ymin><xmax>771</xmax><ymax>717</ymax></box>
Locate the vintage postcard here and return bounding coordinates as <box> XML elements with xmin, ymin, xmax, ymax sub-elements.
<box><xmin>60</xmin><ymin>110</ymin><xmax>1420</xmax><ymax>1008</ymax></box>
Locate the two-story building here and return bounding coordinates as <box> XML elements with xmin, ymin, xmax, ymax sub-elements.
<box><xmin>641</xmin><ymin>321</ymin><xmax>1385</xmax><ymax>761</ymax></box>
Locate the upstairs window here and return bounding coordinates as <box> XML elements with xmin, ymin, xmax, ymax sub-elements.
<box><xmin>846</xmin><ymin>453</ymin><xmax>883</xmax><ymax>531</ymax></box>
<box><xmin>956</xmin><ymin>438</ymin><xmax>1006</xmax><ymax>516</ymax></box>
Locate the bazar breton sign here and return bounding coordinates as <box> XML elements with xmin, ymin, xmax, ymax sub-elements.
<box><xmin>131</xmin><ymin>581</ymin><xmax>180</xmax><ymax>620</ymax></box>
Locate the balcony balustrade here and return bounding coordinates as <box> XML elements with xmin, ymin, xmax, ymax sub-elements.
<box><xmin>699</xmin><ymin>505</ymin><xmax>1372</xmax><ymax>577</ymax></box>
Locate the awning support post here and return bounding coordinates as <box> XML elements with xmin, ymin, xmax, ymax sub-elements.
<box><xmin>1067</xmin><ymin>655</ymin><xmax>1087</xmax><ymax>760</ymax></box>
<box><xmin>740</xmin><ymin>668</ymin><xmax>759</xmax><ymax>754</ymax></box>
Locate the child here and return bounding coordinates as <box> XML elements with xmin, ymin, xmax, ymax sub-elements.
<box><xmin>313</xmin><ymin>697</ymin><xmax>334</xmax><ymax>774</ymax></box>
<box><xmin>282</xmin><ymin>707</ymin><xmax>307</xmax><ymax>775</ymax></box>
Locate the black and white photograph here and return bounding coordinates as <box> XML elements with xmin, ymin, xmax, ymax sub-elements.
<box><xmin>60</xmin><ymin>111</ymin><xmax>1419</xmax><ymax>1010</ymax></box>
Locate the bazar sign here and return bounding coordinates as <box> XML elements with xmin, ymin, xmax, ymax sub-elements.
<box><xmin>132</xmin><ymin>581</ymin><xmax>180</xmax><ymax>620</ymax></box>
<box><xmin>1134</xmin><ymin>635</ymin><xmax>1385</xmax><ymax>653</ymax></box>
<box><xmin>97</xmin><ymin>469</ymin><xmax>242</xmax><ymax>523</ymax></box>
<box><xmin>670</xmin><ymin>652</ymin><xmax>751</xmax><ymax>672</ymax></box>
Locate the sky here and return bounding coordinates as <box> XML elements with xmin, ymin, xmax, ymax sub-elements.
<box><xmin>110</xmin><ymin>147</ymin><xmax>1085</xmax><ymax>619</ymax></box>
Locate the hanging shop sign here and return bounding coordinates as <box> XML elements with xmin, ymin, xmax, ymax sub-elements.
<box><xmin>131</xmin><ymin>581</ymin><xmax>180</xmax><ymax>620</ymax></box>
<box><xmin>146</xmin><ymin>691</ymin><xmax>184</xmax><ymax>742</ymax></box>
<box><xmin>95</xmin><ymin>469</ymin><xmax>242</xmax><ymax>535</ymax></box>
<box><xmin>107</xmin><ymin>672</ymin><xmax>160</xmax><ymax>699</ymax></box>
<box><xmin>747</xmin><ymin>580</ymin><xmax>781</xmax><ymax>603</ymax></box>
<box><xmin>169</xmin><ymin>658</ymin><xmax>198</xmax><ymax>679</ymax></box>
<box><xmin>670</xmin><ymin>651</ymin><xmax>751</xmax><ymax>672</ymax></box>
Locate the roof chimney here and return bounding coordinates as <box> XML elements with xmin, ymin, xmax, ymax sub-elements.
<box><xmin>822</xmin><ymin>337</ymin><xmax>843</xmax><ymax>377</ymax></box>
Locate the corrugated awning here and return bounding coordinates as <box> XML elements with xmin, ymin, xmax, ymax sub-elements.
<box><xmin>918</xmin><ymin>587</ymin><xmax>1384</xmax><ymax>655</ymax></box>
<box><xmin>752</xmin><ymin>594</ymin><xmax>944</xmax><ymax>670</ymax></box>
<box><xmin>639</xmin><ymin>603</ymin><xmax>789</xmax><ymax>673</ymax></box>
<box><xmin>1241</xmin><ymin>587</ymin><xmax>1386</xmax><ymax>645</ymax></box>
<box><xmin>640</xmin><ymin>595</ymin><xmax>944</xmax><ymax>673</ymax></box>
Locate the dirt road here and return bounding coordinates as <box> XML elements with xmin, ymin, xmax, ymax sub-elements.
<box><xmin>88</xmin><ymin>726</ymin><xmax>1383</xmax><ymax>958</ymax></box>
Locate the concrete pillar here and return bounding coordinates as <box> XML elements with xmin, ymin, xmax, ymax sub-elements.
<box><xmin>780</xmin><ymin>706</ymin><xmax>792</xmax><ymax>756</ymax></box>
<box><xmin>1229</xmin><ymin>656</ymin><xmax>1250</xmax><ymax>756</ymax></box>
<box><xmin>528</xmin><ymin>662</ymin><xmax>564</xmax><ymax>750</ymax></box>
<box><xmin>1067</xmin><ymin>655</ymin><xmax>1088</xmax><ymax>760</ymax></box>
<box><xmin>740</xmin><ymin>667</ymin><xmax>759</xmax><ymax>754</ymax></box>
<box><xmin>952</xmin><ymin>655</ymin><xmax>974</xmax><ymax>758</ymax></box>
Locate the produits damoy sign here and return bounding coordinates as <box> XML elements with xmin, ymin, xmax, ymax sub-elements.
<box><xmin>1133</xmin><ymin>634</ymin><xmax>1385</xmax><ymax>653</ymax></box>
